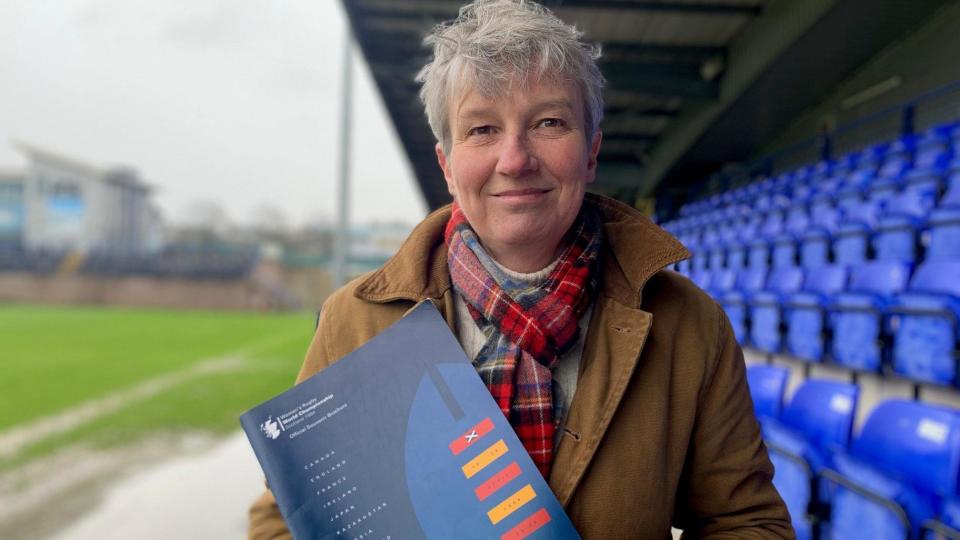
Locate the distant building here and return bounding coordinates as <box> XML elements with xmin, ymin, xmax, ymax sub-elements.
<box><xmin>0</xmin><ymin>169</ymin><xmax>24</xmax><ymax>249</ymax></box>
<box><xmin>15</xmin><ymin>142</ymin><xmax>163</xmax><ymax>255</ymax></box>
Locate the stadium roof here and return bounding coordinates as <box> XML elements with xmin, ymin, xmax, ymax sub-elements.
<box><xmin>14</xmin><ymin>141</ymin><xmax>153</xmax><ymax>192</ymax></box>
<box><xmin>342</xmin><ymin>0</ymin><xmax>949</xmax><ymax>212</ymax></box>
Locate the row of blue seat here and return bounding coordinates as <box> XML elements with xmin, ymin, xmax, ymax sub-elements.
<box><xmin>663</xmin><ymin>123</ymin><xmax>960</xmax><ymax>275</ymax></box>
<box><xmin>694</xmin><ymin>261</ymin><xmax>960</xmax><ymax>387</ymax></box>
<box><xmin>669</xmin><ymin>169</ymin><xmax>960</xmax><ymax>274</ymax></box>
<box><xmin>747</xmin><ymin>365</ymin><xmax>960</xmax><ymax>540</ymax></box>
<box><xmin>671</xmin><ymin>122</ymin><xmax>960</xmax><ymax>224</ymax></box>
<box><xmin>674</xmin><ymin>201</ymin><xmax>960</xmax><ymax>273</ymax></box>
<box><xmin>674</xmin><ymin>167</ymin><xmax>960</xmax><ymax>247</ymax></box>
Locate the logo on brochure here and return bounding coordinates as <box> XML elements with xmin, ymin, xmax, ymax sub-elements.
<box><xmin>261</xmin><ymin>416</ymin><xmax>282</xmax><ymax>440</ymax></box>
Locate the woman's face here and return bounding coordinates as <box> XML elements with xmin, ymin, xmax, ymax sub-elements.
<box><xmin>436</xmin><ymin>78</ymin><xmax>602</xmax><ymax>271</ymax></box>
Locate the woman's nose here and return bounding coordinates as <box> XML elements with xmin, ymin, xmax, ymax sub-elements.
<box><xmin>495</xmin><ymin>134</ymin><xmax>538</xmax><ymax>178</ymax></box>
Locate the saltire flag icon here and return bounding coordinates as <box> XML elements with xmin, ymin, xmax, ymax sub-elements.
<box><xmin>450</xmin><ymin>417</ymin><xmax>495</xmax><ymax>455</ymax></box>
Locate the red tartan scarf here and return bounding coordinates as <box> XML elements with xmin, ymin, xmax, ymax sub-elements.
<box><xmin>444</xmin><ymin>201</ymin><xmax>602</xmax><ymax>478</ymax></box>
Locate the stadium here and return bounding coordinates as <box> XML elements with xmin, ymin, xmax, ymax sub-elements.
<box><xmin>2</xmin><ymin>0</ymin><xmax>960</xmax><ymax>539</ymax></box>
<box><xmin>344</xmin><ymin>1</ymin><xmax>960</xmax><ymax>538</ymax></box>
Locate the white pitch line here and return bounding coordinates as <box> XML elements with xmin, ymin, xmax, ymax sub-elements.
<box><xmin>0</xmin><ymin>331</ymin><xmax>304</xmax><ymax>459</ymax></box>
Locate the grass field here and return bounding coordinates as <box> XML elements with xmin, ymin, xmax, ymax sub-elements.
<box><xmin>0</xmin><ymin>303</ymin><xmax>316</xmax><ymax>470</ymax></box>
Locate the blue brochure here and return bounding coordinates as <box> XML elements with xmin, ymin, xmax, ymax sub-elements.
<box><xmin>241</xmin><ymin>301</ymin><xmax>581</xmax><ymax>540</ymax></box>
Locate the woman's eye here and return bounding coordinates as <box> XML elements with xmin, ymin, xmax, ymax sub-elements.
<box><xmin>537</xmin><ymin>118</ymin><xmax>566</xmax><ymax>129</ymax></box>
<box><xmin>467</xmin><ymin>125</ymin><xmax>493</xmax><ymax>137</ymax></box>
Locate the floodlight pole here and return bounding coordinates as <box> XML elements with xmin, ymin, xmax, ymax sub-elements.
<box><xmin>334</xmin><ymin>31</ymin><xmax>353</xmax><ymax>288</ymax></box>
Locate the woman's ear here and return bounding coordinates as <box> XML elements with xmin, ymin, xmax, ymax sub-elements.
<box><xmin>436</xmin><ymin>143</ymin><xmax>457</xmax><ymax>197</ymax></box>
<box><xmin>586</xmin><ymin>130</ymin><xmax>602</xmax><ymax>184</ymax></box>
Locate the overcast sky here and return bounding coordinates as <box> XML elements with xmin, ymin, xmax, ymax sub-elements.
<box><xmin>0</xmin><ymin>0</ymin><xmax>428</xmax><ymax>227</ymax></box>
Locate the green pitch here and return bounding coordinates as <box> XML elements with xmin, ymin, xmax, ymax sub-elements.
<box><xmin>0</xmin><ymin>303</ymin><xmax>316</xmax><ymax>468</ymax></box>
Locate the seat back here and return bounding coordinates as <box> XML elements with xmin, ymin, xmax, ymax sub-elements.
<box><xmin>848</xmin><ymin>260</ymin><xmax>911</xmax><ymax>296</ymax></box>
<box><xmin>736</xmin><ymin>266</ymin><xmax>767</xmax><ymax>293</ymax></box>
<box><xmin>748</xmin><ymin>242</ymin><xmax>770</xmax><ymax>269</ymax></box>
<box><xmin>746</xmin><ymin>365</ymin><xmax>789</xmax><ymax>420</ymax></box>
<box><xmin>891</xmin><ymin>261</ymin><xmax>960</xmax><ymax>385</ymax></box>
<box><xmin>803</xmin><ymin>264</ymin><xmax>848</xmax><ymax>296</ymax></box>
<box><xmin>782</xmin><ymin>379</ymin><xmax>858</xmax><ymax>456</ymax></box>
<box><xmin>810</xmin><ymin>197</ymin><xmax>841</xmax><ymax>232</ymax></box>
<box><xmin>727</xmin><ymin>244</ymin><xmax>746</xmax><ymax>269</ymax></box>
<box><xmin>800</xmin><ymin>232</ymin><xmax>831</xmax><ymax>269</ymax></box>
<box><xmin>772</xmin><ymin>237</ymin><xmax>798</xmax><ymax>268</ymax></box>
<box><xmin>766</xmin><ymin>266</ymin><xmax>804</xmax><ymax>295</ymax></box>
<box><xmin>910</xmin><ymin>261</ymin><xmax>960</xmax><ymax>296</ymax></box>
<box><xmin>690</xmin><ymin>269</ymin><xmax>711</xmax><ymax>290</ymax></box>
<box><xmin>874</xmin><ymin>199</ymin><xmax>921</xmax><ymax>263</ymax></box>
<box><xmin>709</xmin><ymin>268</ymin><xmax>736</xmax><ymax>295</ymax></box>
<box><xmin>708</xmin><ymin>246</ymin><xmax>725</xmax><ymax>270</ymax></box>
<box><xmin>928</xmin><ymin>208</ymin><xmax>960</xmax><ymax>261</ymax></box>
<box><xmin>853</xmin><ymin>399</ymin><xmax>960</xmax><ymax>498</ymax></box>
<box><xmin>830</xmin><ymin>262</ymin><xmax>909</xmax><ymax>371</ymax></box>
<box><xmin>828</xmin><ymin>401</ymin><xmax>960</xmax><ymax>540</ymax></box>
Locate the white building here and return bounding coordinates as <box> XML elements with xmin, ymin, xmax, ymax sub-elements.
<box><xmin>16</xmin><ymin>142</ymin><xmax>163</xmax><ymax>254</ymax></box>
<box><xmin>0</xmin><ymin>168</ymin><xmax>24</xmax><ymax>248</ymax></box>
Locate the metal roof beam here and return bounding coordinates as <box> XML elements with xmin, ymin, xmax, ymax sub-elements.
<box><xmin>547</xmin><ymin>1</ymin><xmax>763</xmax><ymax>16</ymax></box>
<box><xmin>604</xmin><ymin>106</ymin><xmax>680</xmax><ymax>118</ymax></box>
<box><xmin>356</xmin><ymin>1</ymin><xmax>763</xmax><ymax>21</ymax></box>
<box><xmin>603</xmin><ymin>133</ymin><xmax>658</xmax><ymax>143</ymax></box>
<box><xmin>634</xmin><ymin>0</ymin><xmax>840</xmax><ymax>196</ymax></box>
<box><xmin>602</xmin><ymin>42</ymin><xmax>725</xmax><ymax>63</ymax></box>
<box><xmin>602</xmin><ymin>62</ymin><xmax>719</xmax><ymax>99</ymax></box>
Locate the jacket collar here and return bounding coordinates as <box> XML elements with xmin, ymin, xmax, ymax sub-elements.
<box><xmin>353</xmin><ymin>193</ymin><xmax>690</xmax><ymax>305</ymax></box>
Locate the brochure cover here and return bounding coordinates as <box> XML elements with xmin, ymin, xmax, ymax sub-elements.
<box><xmin>240</xmin><ymin>301</ymin><xmax>581</xmax><ymax>540</ymax></box>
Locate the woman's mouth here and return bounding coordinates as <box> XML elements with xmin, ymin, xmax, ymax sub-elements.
<box><xmin>493</xmin><ymin>188</ymin><xmax>552</xmax><ymax>202</ymax></box>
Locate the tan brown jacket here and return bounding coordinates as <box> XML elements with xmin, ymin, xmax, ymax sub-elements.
<box><xmin>249</xmin><ymin>194</ymin><xmax>793</xmax><ymax>539</ymax></box>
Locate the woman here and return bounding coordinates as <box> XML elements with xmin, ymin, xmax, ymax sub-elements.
<box><xmin>249</xmin><ymin>1</ymin><xmax>793</xmax><ymax>538</ymax></box>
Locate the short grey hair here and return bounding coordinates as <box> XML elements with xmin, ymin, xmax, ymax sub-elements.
<box><xmin>416</xmin><ymin>0</ymin><xmax>604</xmax><ymax>155</ymax></box>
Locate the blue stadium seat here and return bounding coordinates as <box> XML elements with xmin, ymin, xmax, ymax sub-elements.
<box><xmin>800</xmin><ymin>195</ymin><xmax>842</xmax><ymax>268</ymax></box>
<box><xmin>841</xmin><ymin>168</ymin><xmax>877</xmax><ymax>199</ymax></box>
<box><xmin>834</xmin><ymin>198</ymin><xmax>883</xmax><ymax>265</ymax></box>
<box><xmin>771</xmin><ymin>203</ymin><xmax>810</xmax><ymax>268</ymax></box>
<box><xmin>875</xmin><ymin>136</ymin><xmax>915</xmax><ymax>181</ymax></box>
<box><xmin>828</xmin><ymin>261</ymin><xmax>911</xmax><ymax>372</ymax></box>
<box><xmin>706</xmin><ymin>268</ymin><xmax>736</xmax><ymax>300</ymax></box>
<box><xmin>938</xmin><ymin>166</ymin><xmax>960</xmax><ymax>207</ymax></box>
<box><xmin>928</xmin><ymin>207</ymin><xmax>960</xmax><ymax>260</ymax></box>
<box><xmin>790</xmin><ymin>181</ymin><xmax>816</xmax><ymax>205</ymax></box>
<box><xmin>922</xmin><ymin>497</ymin><xmax>960</xmax><ymax>539</ymax></box>
<box><xmin>690</xmin><ymin>268</ymin><xmax>711</xmax><ymax>291</ymax></box>
<box><xmin>813</xmin><ymin>174</ymin><xmax>844</xmax><ymax>200</ymax></box>
<box><xmin>874</xmin><ymin>189</ymin><xmax>928</xmax><ymax>263</ymax></box>
<box><xmin>785</xmin><ymin>265</ymin><xmax>848</xmax><ymax>362</ymax></box>
<box><xmin>721</xmin><ymin>267</ymin><xmax>768</xmax><ymax>344</ymax></box>
<box><xmin>772</xmin><ymin>236</ymin><xmax>799</xmax><ymax>269</ymax></box>
<box><xmin>765</xmin><ymin>380</ymin><xmax>859</xmax><ymax>540</ymax></box>
<box><xmin>749</xmin><ymin>204</ymin><xmax>791</xmax><ymax>270</ymax></box>
<box><xmin>822</xmin><ymin>400</ymin><xmax>960</xmax><ymax>540</ymax></box>
<box><xmin>748</xmin><ymin>239</ymin><xmax>771</xmax><ymax>269</ymax></box>
<box><xmin>905</xmin><ymin>132</ymin><xmax>953</xmax><ymax>199</ymax></box>
<box><xmin>831</xmin><ymin>151</ymin><xmax>861</xmax><ymax>179</ymax></box>
<box><xmin>691</xmin><ymin>251</ymin><xmax>708</xmax><ymax>273</ymax></box>
<box><xmin>749</xmin><ymin>266</ymin><xmax>804</xmax><ymax>354</ymax></box>
<box><xmin>727</xmin><ymin>242</ymin><xmax>747</xmax><ymax>270</ymax></box>
<box><xmin>888</xmin><ymin>261</ymin><xmax>960</xmax><ymax>386</ymax></box>
<box><xmin>745</xmin><ymin>364</ymin><xmax>789</xmax><ymax>421</ymax></box>
<box><xmin>707</xmin><ymin>245</ymin><xmax>725</xmax><ymax>270</ymax></box>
